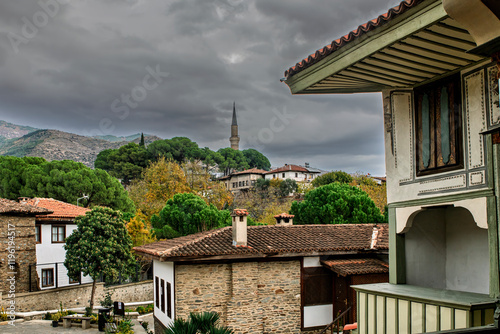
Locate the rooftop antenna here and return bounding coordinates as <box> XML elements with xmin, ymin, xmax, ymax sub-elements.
<box><xmin>77</xmin><ymin>194</ymin><xmax>89</xmax><ymax>207</ymax></box>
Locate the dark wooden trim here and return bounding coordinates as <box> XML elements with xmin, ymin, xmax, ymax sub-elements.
<box><xmin>155</xmin><ymin>276</ymin><xmax>159</xmax><ymax>309</ymax></box>
<box><xmin>35</xmin><ymin>224</ymin><xmax>41</xmax><ymax>244</ymax></box>
<box><xmin>41</xmin><ymin>268</ymin><xmax>54</xmax><ymax>287</ymax></box>
<box><xmin>51</xmin><ymin>224</ymin><xmax>66</xmax><ymax>243</ymax></box>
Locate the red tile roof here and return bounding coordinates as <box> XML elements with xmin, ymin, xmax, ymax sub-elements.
<box><xmin>0</xmin><ymin>198</ymin><xmax>52</xmax><ymax>215</ymax></box>
<box><xmin>267</xmin><ymin>165</ymin><xmax>310</xmax><ymax>174</ymax></box>
<box><xmin>274</xmin><ymin>213</ymin><xmax>294</xmax><ymax>219</ymax></box>
<box><xmin>23</xmin><ymin>198</ymin><xmax>90</xmax><ymax>220</ymax></box>
<box><xmin>284</xmin><ymin>0</ymin><xmax>424</xmax><ymax>78</ymax></box>
<box><xmin>232</xmin><ymin>209</ymin><xmax>249</xmax><ymax>216</ymax></box>
<box><xmin>322</xmin><ymin>258</ymin><xmax>389</xmax><ymax>276</ymax></box>
<box><xmin>219</xmin><ymin>168</ymin><xmax>268</xmax><ymax>180</ymax></box>
<box><xmin>134</xmin><ymin>224</ymin><xmax>388</xmax><ymax>260</ymax></box>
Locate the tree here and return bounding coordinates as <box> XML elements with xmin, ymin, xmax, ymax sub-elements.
<box><xmin>279</xmin><ymin>178</ymin><xmax>298</xmax><ymax>197</ymax></box>
<box><xmin>127</xmin><ymin>210</ymin><xmax>155</xmax><ymax>247</ymax></box>
<box><xmin>95</xmin><ymin>142</ymin><xmax>151</xmax><ymax>185</ymax></box>
<box><xmin>151</xmin><ymin>193</ymin><xmax>231</xmax><ymax>239</ymax></box>
<box><xmin>147</xmin><ymin>137</ymin><xmax>205</xmax><ymax>163</ymax></box>
<box><xmin>242</xmin><ymin>149</ymin><xmax>271</xmax><ymax>170</ymax></box>
<box><xmin>217</xmin><ymin>148</ymin><xmax>250</xmax><ymax>175</ymax></box>
<box><xmin>165</xmin><ymin>312</ymin><xmax>233</xmax><ymax>334</ymax></box>
<box><xmin>128</xmin><ymin>158</ymin><xmax>190</xmax><ymax>217</ymax></box>
<box><xmin>350</xmin><ymin>174</ymin><xmax>387</xmax><ymax>214</ymax></box>
<box><xmin>0</xmin><ymin>157</ymin><xmax>135</xmax><ymax>214</ymax></box>
<box><xmin>290</xmin><ymin>183</ymin><xmax>385</xmax><ymax>225</ymax></box>
<box><xmin>311</xmin><ymin>170</ymin><xmax>353</xmax><ymax>187</ymax></box>
<box><xmin>139</xmin><ymin>133</ymin><xmax>145</xmax><ymax>147</ymax></box>
<box><xmin>64</xmin><ymin>207</ymin><xmax>135</xmax><ymax>310</ymax></box>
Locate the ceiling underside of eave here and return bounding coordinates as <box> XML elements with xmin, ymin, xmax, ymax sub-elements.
<box><xmin>303</xmin><ymin>18</ymin><xmax>486</xmax><ymax>94</ymax></box>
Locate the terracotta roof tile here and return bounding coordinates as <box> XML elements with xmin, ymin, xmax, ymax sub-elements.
<box><xmin>23</xmin><ymin>198</ymin><xmax>90</xmax><ymax>220</ymax></box>
<box><xmin>232</xmin><ymin>209</ymin><xmax>249</xmax><ymax>216</ymax></box>
<box><xmin>322</xmin><ymin>258</ymin><xmax>389</xmax><ymax>276</ymax></box>
<box><xmin>274</xmin><ymin>213</ymin><xmax>294</xmax><ymax>219</ymax></box>
<box><xmin>267</xmin><ymin>165</ymin><xmax>310</xmax><ymax>174</ymax></box>
<box><xmin>134</xmin><ymin>224</ymin><xmax>388</xmax><ymax>260</ymax></box>
<box><xmin>284</xmin><ymin>0</ymin><xmax>424</xmax><ymax>78</ymax></box>
<box><xmin>0</xmin><ymin>198</ymin><xmax>52</xmax><ymax>215</ymax></box>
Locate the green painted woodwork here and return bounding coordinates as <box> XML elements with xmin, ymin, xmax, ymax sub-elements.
<box><xmin>352</xmin><ymin>283</ymin><xmax>495</xmax><ymax>308</ymax></box>
<box><xmin>389</xmin><ymin>206</ymin><xmax>406</xmax><ymax>284</ymax></box>
<box><xmin>441</xmin><ymin>86</ymin><xmax>451</xmax><ymax>164</ymax></box>
<box><xmin>286</xmin><ymin>1</ymin><xmax>447</xmax><ymax>94</ymax></box>
<box><xmin>487</xmin><ymin>195</ymin><xmax>499</xmax><ymax>298</ymax></box>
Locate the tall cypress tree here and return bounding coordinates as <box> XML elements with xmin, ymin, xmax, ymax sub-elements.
<box><xmin>139</xmin><ymin>132</ymin><xmax>145</xmax><ymax>147</ymax></box>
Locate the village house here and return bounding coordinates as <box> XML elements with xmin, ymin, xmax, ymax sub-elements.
<box><xmin>283</xmin><ymin>0</ymin><xmax>500</xmax><ymax>332</ymax></box>
<box><xmin>265</xmin><ymin>164</ymin><xmax>322</xmax><ymax>183</ymax></box>
<box><xmin>219</xmin><ymin>168</ymin><xmax>268</xmax><ymax>193</ymax></box>
<box><xmin>18</xmin><ymin>197</ymin><xmax>93</xmax><ymax>290</ymax></box>
<box><xmin>0</xmin><ymin>198</ymin><xmax>51</xmax><ymax>294</ymax></box>
<box><xmin>134</xmin><ymin>209</ymin><xmax>389</xmax><ymax>334</ymax></box>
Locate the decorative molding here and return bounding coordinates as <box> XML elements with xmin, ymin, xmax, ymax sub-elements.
<box><xmin>487</xmin><ymin>66</ymin><xmax>500</xmax><ymax>126</ymax></box>
<box><xmin>392</xmin><ymin>92</ymin><xmax>414</xmax><ymax>183</ymax></box>
<box><xmin>464</xmin><ymin>70</ymin><xmax>486</xmax><ymax>170</ymax></box>
<box><xmin>418</xmin><ymin>174</ymin><xmax>466</xmax><ymax>194</ymax></box>
<box><xmin>470</xmin><ymin>171</ymin><xmax>485</xmax><ymax>185</ymax></box>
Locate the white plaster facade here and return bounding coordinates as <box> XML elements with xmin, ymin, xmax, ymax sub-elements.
<box><xmin>153</xmin><ymin>260</ymin><xmax>175</xmax><ymax>328</ymax></box>
<box><xmin>36</xmin><ymin>222</ymin><xmax>93</xmax><ymax>289</ymax></box>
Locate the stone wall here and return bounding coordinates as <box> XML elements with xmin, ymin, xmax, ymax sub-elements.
<box><xmin>0</xmin><ymin>280</ymin><xmax>153</xmax><ymax>312</ymax></box>
<box><xmin>174</xmin><ymin>260</ymin><xmax>301</xmax><ymax>334</ymax></box>
<box><xmin>0</xmin><ymin>215</ymin><xmax>38</xmax><ymax>295</ymax></box>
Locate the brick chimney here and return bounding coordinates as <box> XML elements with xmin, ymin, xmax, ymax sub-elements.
<box><xmin>231</xmin><ymin>209</ymin><xmax>249</xmax><ymax>246</ymax></box>
<box><xmin>274</xmin><ymin>213</ymin><xmax>294</xmax><ymax>226</ymax></box>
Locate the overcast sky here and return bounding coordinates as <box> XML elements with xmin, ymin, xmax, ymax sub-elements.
<box><xmin>0</xmin><ymin>0</ymin><xmax>402</xmax><ymax>176</ymax></box>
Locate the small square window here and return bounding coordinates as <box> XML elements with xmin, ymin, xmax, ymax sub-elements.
<box><xmin>42</xmin><ymin>268</ymin><xmax>54</xmax><ymax>287</ymax></box>
<box><xmin>282</xmin><ymin>173</ymin><xmax>285</xmax><ymax>178</ymax></box>
<box><xmin>52</xmin><ymin>225</ymin><xmax>65</xmax><ymax>243</ymax></box>
<box><xmin>69</xmin><ymin>276</ymin><xmax>79</xmax><ymax>284</ymax></box>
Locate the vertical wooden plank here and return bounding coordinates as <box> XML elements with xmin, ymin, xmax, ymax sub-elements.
<box><xmin>398</xmin><ymin>300</ymin><xmax>409</xmax><ymax>334</ymax></box>
<box><xmin>410</xmin><ymin>302</ymin><xmax>423</xmax><ymax>334</ymax></box>
<box><xmin>485</xmin><ymin>308</ymin><xmax>495</xmax><ymax>325</ymax></box>
<box><xmin>440</xmin><ymin>307</ymin><xmax>453</xmax><ymax>331</ymax></box>
<box><xmin>386</xmin><ymin>298</ymin><xmax>396</xmax><ymax>334</ymax></box>
<box><xmin>455</xmin><ymin>309</ymin><xmax>467</xmax><ymax>329</ymax></box>
<box><xmin>426</xmin><ymin>305</ymin><xmax>438</xmax><ymax>332</ymax></box>
<box><xmin>473</xmin><ymin>310</ymin><xmax>482</xmax><ymax>327</ymax></box>
<box><xmin>377</xmin><ymin>296</ymin><xmax>385</xmax><ymax>334</ymax></box>
<box><xmin>359</xmin><ymin>292</ymin><xmax>367</xmax><ymax>334</ymax></box>
<box><xmin>389</xmin><ymin>205</ymin><xmax>406</xmax><ymax>284</ymax></box>
<box><xmin>368</xmin><ymin>294</ymin><xmax>376</xmax><ymax>334</ymax></box>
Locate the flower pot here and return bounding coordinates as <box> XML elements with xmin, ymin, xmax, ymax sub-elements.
<box><xmin>52</xmin><ymin>320</ymin><xmax>58</xmax><ymax>327</ymax></box>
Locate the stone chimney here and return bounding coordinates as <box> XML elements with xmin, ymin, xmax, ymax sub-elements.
<box><xmin>274</xmin><ymin>213</ymin><xmax>294</xmax><ymax>226</ymax></box>
<box><xmin>231</xmin><ymin>209</ymin><xmax>249</xmax><ymax>246</ymax></box>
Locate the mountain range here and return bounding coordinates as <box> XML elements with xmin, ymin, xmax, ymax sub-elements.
<box><xmin>0</xmin><ymin>121</ymin><xmax>161</xmax><ymax>168</ymax></box>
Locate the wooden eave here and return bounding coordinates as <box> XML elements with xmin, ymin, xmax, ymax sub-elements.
<box><xmin>284</xmin><ymin>0</ymin><xmax>487</xmax><ymax>95</ymax></box>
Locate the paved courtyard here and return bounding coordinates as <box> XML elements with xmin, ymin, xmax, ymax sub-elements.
<box><xmin>0</xmin><ymin>314</ymin><xmax>153</xmax><ymax>334</ymax></box>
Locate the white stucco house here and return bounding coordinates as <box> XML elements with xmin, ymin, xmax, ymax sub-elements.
<box><xmin>283</xmin><ymin>0</ymin><xmax>500</xmax><ymax>332</ymax></box>
<box><xmin>21</xmin><ymin>197</ymin><xmax>93</xmax><ymax>290</ymax></box>
<box><xmin>265</xmin><ymin>164</ymin><xmax>322</xmax><ymax>183</ymax></box>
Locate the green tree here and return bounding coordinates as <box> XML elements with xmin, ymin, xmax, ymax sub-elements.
<box><xmin>165</xmin><ymin>312</ymin><xmax>233</xmax><ymax>334</ymax></box>
<box><xmin>290</xmin><ymin>183</ymin><xmax>385</xmax><ymax>225</ymax></box>
<box><xmin>147</xmin><ymin>137</ymin><xmax>205</xmax><ymax>163</ymax></box>
<box><xmin>217</xmin><ymin>148</ymin><xmax>249</xmax><ymax>175</ymax></box>
<box><xmin>280</xmin><ymin>178</ymin><xmax>298</xmax><ymax>197</ymax></box>
<box><xmin>95</xmin><ymin>142</ymin><xmax>151</xmax><ymax>185</ymax></box>
<box><xmin>0</xmin><ymin>157</ymin><xmax>135</xmax><ymax>213</ymax></box>
<box><xmin>151</xmin><ymin>193</ymin><xmax>231</xmax><ymax>239</ymax></box>
<box><xmin>311</xmin><ymin>170</ymin><xmax>353</xmax><ymax>187</ymax></box>
<box><xmin>139</xmin><ymin>133</ymin><xmax>145</xmax><ymax>147</ymax></box>
<box><xmin>242</xmin><ymin>149</ymin><xmax>271</xmax><ymax>170</ymax></box>
<box><xmin>64</xmin><ymin>207</ymin><xmax>136</xmax><ymax>310</ymax></box>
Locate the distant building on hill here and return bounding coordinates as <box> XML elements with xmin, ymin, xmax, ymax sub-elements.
<box><xmin>265</xmin><ymin>164</ymin><xmax>322</xmax><ymax>183</ymax></box>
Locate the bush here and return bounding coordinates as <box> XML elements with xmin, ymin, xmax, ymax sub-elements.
<box><xmin>136</xmin><ymin>306</ymin><xmax>145</xmax><ymax>314</ymax></box>
<box><xmin>99</xmin><ymin>291</ymin><xmax>114</xmax><ymax>308</ymax></box>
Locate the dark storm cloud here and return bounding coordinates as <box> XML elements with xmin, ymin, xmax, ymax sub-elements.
<box><xmin>0</xmin><ymin>0</ymin><xmax>402</xmax><ymax>176</ymax></box>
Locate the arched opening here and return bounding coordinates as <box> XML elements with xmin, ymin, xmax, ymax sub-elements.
<box><xmin>405</xmin><ymin>206</ymin><xmax>489</xmax><ymax>294</ymax></box>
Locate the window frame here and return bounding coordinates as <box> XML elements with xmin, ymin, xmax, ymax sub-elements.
<box><xmin>167</xmin><ymin>282</ymin><xmax>172</xmax><ymax>318</ymax></box>
<box><xmin>415</xmin><ymin>74</ymin><xmax>463</xmax><ymax>176</ymax></box>
<box><xmin>35</xmin><ymin>224</ymin><xmax>41</xmax><ymax>244</ymax></box>
<box><xmin>42</xmin><ymin>268</ymin><xmax>54</xmax><ymax>287</ymax></box>
<box><xmin>51</xmin><ymin>225</ymin><xmax>66</xmax><ymax>243</ymax></box>
<box><xmin>155</xmin><ymin>277</ymin><xmax>160</xmax><ymax>308</ymax></box>
<box><xmin>69</xmin><ymin>276</ymin><xmax>79</xmax><ymax>284</ymax></box>
<box><xmin>161</xmin><ymin>279</ymin><xmax>165</xmax><ymax>313</ymax></box>
<box><xmin>301</xmin><ymin>266</ymin><xmax>333</xmax><ymax>307</ymax></box>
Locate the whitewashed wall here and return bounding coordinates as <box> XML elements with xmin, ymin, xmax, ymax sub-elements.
<box><xmin>154</xmin><ymin>260</ymin><xmax>174</xmax><ymax>328</ymax></box>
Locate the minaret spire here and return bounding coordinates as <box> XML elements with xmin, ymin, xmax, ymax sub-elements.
<box><xmin>230</xmin><ymin>101</ymin><xmax>240</xmax><ymax>150</ymax></box>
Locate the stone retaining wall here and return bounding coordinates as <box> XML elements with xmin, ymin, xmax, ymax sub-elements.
<box><xmin>174</xmin><ymin>260</ymin><xmax>301</xmax><ymax>334</ymax></box>
<box><xmin>0</xmin><ymin>280</ymin><xmax>153</xmax><ymax>312</ymax></box>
